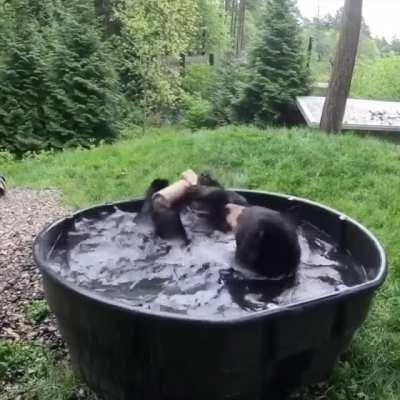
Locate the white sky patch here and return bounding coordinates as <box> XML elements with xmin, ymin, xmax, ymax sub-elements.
<box><xmin>297</xmin><ymin>0</ymin><xmax>400</xmax><ymax>40</ymax></box>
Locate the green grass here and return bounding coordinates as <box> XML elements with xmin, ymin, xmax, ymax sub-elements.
<box><xmin>26</xmin><ymin>300</ymin><xmax>50</xmax><ymax>324</ymax></box>
<box><xmin>2</xmin><ymin>125</ymin><xmax>400</xmax><ymax>399</ymax></box>
<box><xmin>0</xmin><ymin>341</ymin><xmax>79</xmax><ymax>400</ymax></box>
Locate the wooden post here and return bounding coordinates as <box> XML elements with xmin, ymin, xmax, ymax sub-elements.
<box><xmin>306</xmin><ymin>37</ymin><xmax>313</xmax><ymax>70</ymax></box>
<box><xmin>179</xmin><ymin>53</ymin><xmax>186</xmax><ymax>76</ymax></box>
<box><xmin>320</xmin><ymin>0</ymin><xmax>363</xmax><ymax>133</ymax></box>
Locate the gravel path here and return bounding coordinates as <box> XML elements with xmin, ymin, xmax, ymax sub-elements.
<box><xmin>0</xmin><ymin>189</ymin><xmax>70</xmax><ymax>350</ymax></box>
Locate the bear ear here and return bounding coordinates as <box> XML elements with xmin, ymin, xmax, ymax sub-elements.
<box><xmin>149</xmin><ymin>179</ymin><xmax>169</xmax><ymax>193</ymax></box>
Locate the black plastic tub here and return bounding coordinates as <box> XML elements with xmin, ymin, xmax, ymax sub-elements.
<box><xmin>33</xmin><ymin>191</ymin><xmax>387</xmax><ymax>400</ymax></box>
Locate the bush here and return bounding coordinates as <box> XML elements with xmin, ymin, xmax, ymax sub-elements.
<box><xmin>210</xmin><ymin>57</ymin><xmax>248</xmax><ymax>126</ymax></box>
<box><xmin>351</xmin><ymin>56</ymin><xmax>400</xmax><ymax>100</ymax></box>
<box><xmin>116</xmin><ymin>98</ymin><xmax>145</xmax><ymax>131</ymax></box>
<box><xmin>182</xmin><ymin>64</ymin><xmax>216</xmax><ymax>99</ymax></box>
<box><xmin>182</xmin><ymin>94</ymin><xmax>214</xmax><ymax>130</ymax></box>
<box><xmin>26</xmin><ymin>300</ymin><xmax>50</xmax><ymax>324</ymax></box>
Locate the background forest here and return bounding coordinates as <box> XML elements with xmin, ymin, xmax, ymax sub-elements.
<box><xmin>0</xmin><ymin>0</ymin><xmax>399</xmax><ymax>155</ymax></box>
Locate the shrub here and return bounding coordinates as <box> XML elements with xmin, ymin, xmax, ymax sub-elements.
<box><xmin>182</xmin><ymin>64</ymin><xmax>216</xmax><ymax>99</ymax></box>
<box><xmin>116</xmin><ymin>98</ymin><xmax>145</xmax><ymax>131</ymax></box>
<box><xmin>182</xmin><ymin>94</ymin><xmax>214</xmax><ymax>130</ymax></box>
<box><xmin>210</xmin><ymin>57</ymin><xmax>248</xmax><ymax>126</ymax></box>
<box><xmin>26</xmin><ymin>300</ymin><xmax>50</xmax><ymax>324</ymax></box>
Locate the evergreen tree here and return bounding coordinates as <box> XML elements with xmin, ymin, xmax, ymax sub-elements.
<box><xmin>0</xmin><ymin>0</ymin><xmax>117</xmax><ymax>154</ymax></box>
<box><xmin>238</xmin><ymin>0</ymin><xmax>310</xmax><ymax>126</ymax></box>
<box><xmin>0</xmin><ymin>1</ymin><xmax>53</xmax><ymax>153</ymax></box>
<box><xmin>44</xmin><ymin>1</ymin><xmax>117</xmax><ymax>148</ymax></box>
<box><xmin>210</xmin><ymin>57</ymin><xmax>248</xmax><ymax>125</ymax></box>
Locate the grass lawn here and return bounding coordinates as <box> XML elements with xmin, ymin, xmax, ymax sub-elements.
<box><xmin>1</xmin><ymin>125</ymin><xmax>400</xmax><ymax>399</ymax></box>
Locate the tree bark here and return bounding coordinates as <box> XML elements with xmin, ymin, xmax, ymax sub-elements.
<box><xmin>231</xmin><ymin>0</ymin><xmax>238</xmax><ymax>42</ymax></box>
<box><xmin>238</xmin><ymin>0</ymin><xmax>246</xmax><ymax>55</ymax></box>
<box><xmin>320</xmin><ymin>0</ymin><xmax>363</xmax><ymax>133</ymax></box>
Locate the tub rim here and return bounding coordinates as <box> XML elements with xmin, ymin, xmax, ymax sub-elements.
<box><xmin>33</xmin><ymin>190</ymin><xmax>388</xmax><ymax>325</ymax></box>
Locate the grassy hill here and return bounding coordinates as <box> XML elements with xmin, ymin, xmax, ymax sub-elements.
<box><xmin>1</xmin><ymin>125</ymin><xmax>400</xmax><ymax>399</ymax></box>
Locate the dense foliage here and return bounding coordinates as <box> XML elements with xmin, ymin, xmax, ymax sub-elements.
<box><xmin>0</xmin><ymin>0</ymin><xmax>318</xmax><ymax>153</ymax></box>
<box><xmin>238</xmin><ymin>0</ymin><xmax>310</xmax><ymax>125</ymax></box>
<box><xmin>0</xmin><ymin>0</ymin><xmax>117</xmax><ymax>154</ymax></box>
<box><xmin>117</xmin><ymin>0</ymin><xmax>199</xmax><ymax>117</ymax></box>
<box><xmin>210</xmin><ymin>58</ymin><xmax>248</xmax><ymax>126</ymax></box>
<box><xmin>351</xmin><ymin>56</ymin><xmax>400</xmax><ymax>100</ymax></box>
<box><xmin>0</xmin><ymin>0</ymin><xmax>214</xmax><ymax>153</ymax></box>
<box><xmin>1</xmin><ymin>0</ymin><xmax>397</xmax><ymax>153</ymax></box>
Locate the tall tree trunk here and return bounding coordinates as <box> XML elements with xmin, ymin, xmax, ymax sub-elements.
<box><xmin>320</xmin><ymin>0</ymin><xmax>363</xmax><ymax>133</ymax></box>
<box><xmin>231</xmin><ymin>0</ymin><xmax>239</xmax><ymax>52</ymax></box>
<box><xmin>238</xmin><ymin>0</ymin><xmax>246</xmax><ymax>55</ymax></box>
<box><xmin>231</xmin><ymin>0</ymin><xmax>237</xmax><ymax>39</ymax></box>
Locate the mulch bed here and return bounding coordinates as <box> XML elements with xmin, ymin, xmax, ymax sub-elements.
<box><xmin>0</xmin><ymin>189</ymin><xmax>70</xmax><ymax>352</ymax></box>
